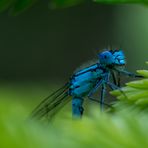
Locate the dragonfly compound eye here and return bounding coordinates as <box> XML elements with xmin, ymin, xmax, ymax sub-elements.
<box><xmin>112</xmin><ymin>49</ymin><xmax>126</xmax><ymax>65</ymax></box>
<box><xmin>98</xmin><ymin>51</ymin><xmax>114</xmax><ymax>65</ymax></box>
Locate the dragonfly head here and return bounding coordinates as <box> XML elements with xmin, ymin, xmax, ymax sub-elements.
<box><xmin>110</xmin><ymin>48</ymin><xmax>126</xmax><ymax>66</ymax></box>
<box><xmin>98</xmin><ymin>48</ymin><xmax>126</xmax><ymax>66</ymax></box>
<box><xmin>98</xmin><ymin>50</ymin><xmax>114</xmax><ymax>66</ymax></box>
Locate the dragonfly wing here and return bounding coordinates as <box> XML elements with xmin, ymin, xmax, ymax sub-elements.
<box><xmin>30</xmin><ymin>83</ymin><xmax>70</xmax><ymax>121</ymax></box>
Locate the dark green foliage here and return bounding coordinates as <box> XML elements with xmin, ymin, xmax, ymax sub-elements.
<box><xmin>49</xmin><ymin>0</ymin><xmax>85</xmax><ymax>9</ymax></box>
<box><xmin>94</xmin><ymin>0</ymin><xmax>148</xmax><ymax>4</ymax></box>
<box><xmin>11</xmin><ymin>0</ymin><xmax>38</xmax><ymax>15</ymax></box>
<box><xmin>0</xmin><ymin>0</ymin><xmax>148</xmax><ymax>15</ymax></box>
<box><xmin>0</xmin><ymin>0</ymin><xmax>14</xmax><ymax>12</ymax></box>
<box><xmin>0</xmin><ymin>0</ymin><xmax>38</xmax><ymax>15</ymax></box>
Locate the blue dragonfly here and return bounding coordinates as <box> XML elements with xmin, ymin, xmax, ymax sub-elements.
<box><xmin>31</xmin><ymin>49</ymin><xmax>142</xmax><ymax>120</ymax></box>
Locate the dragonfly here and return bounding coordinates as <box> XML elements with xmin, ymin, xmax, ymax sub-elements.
<box><xmin>30</xmin><ymin>48</ymin><xmax>142</xmax><ymax>120</ymax></box>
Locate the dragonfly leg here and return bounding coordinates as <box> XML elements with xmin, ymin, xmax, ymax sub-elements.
<box><xmin>100</xmin><ymin>83</ymin><xmax>106</xmax><ymax>112</ymax></box>
<box><xmin>88</xmin><ymin>78</ymin><xmax>108</xmax><ymax>111</ymax></box>
<box><xmin>88</xmin><ymin>79</ymin><xmax>103</xmax><ymax>98</ymax></box>
<box><xmin>88</xmin><ymin>79</ymin><xmax>106</xmax><ymax>111</ymax></box>
<box><xmin>114</xmin><ymin>68</ymin><xmax>143</xmax><ymax>78</ymax></box>
<box><xmin>117</xmin><ymin>72</ymin><xmax>121</xmax><ymax>87</ymax></box>
<box><xmin>107</xmin><ymin>81</ymin><xmax>119</xmax><ymax>90</ymax></box>
<box><xmin>72</xmin><ymin>97</ymin><xmax>84</xmax><ymax>118</ymax></box>
<box><xmin>111</xmin><ymin>70</ymin><xmax>117</xmax><ymax>85</ymax></box>
<box><xmin>111</xmin><ymin>71</ymin><xmax>121</xmax><ymax>87</ymax></box>
<box><xmin>107</xmin><ymin>81</ymin><xmax>127</xmax><ymax>99</ymax></box>
<box><xmin>88</xmin><ymin>96</ymin><xmax>112</xmax><ymax>108</ymax></box>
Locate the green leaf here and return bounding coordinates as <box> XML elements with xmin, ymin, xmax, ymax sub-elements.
<box><xmin>0</xmin><ymin>0</ymin><xmax>14</xmax><ymax>12</ymax></box>
<box><xmin>10</xmin><ymin>0</ymin><xmax>38</xmax><ymax>15</ymax></box>
<box><xmin>93</xmin><ymin>0</ymin><xmax>148</xmax><ymax>4</ymax></box>
<box><xmin>1</xmin><ymin>100</ymin><xmax>148</xmax><ymax>148</ymax></box>
<box><xmin>49</xmin><ymin>0</ymin><xmax>85</xmax><ymax>9</ymax></box>
<box><xmin>137</xmin><ymin>70</ymin><xmax>148</xmax><ymax>78</ymax></box>
<box><xmin>127</xmin><ymin>79</ymin><xmax>148</xmax><ymax>89</ymax></box>
<box><xmin>111</xmin><ymin>61</ymin><xmax>148</xmax><ymax>110</ymax></box>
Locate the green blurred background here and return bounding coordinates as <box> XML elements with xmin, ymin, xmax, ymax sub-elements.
<box><xmin>0</xmin><ymin>2</ymin><xmax>148</xmax><ymax>147</ymax></box>
<box><xmin>0</xmin><ymin>1</ymin><xmax>147</xmax><ymax>111</ymax></box>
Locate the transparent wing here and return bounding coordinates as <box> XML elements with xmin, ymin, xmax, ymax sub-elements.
<box><xmin>30</xmin><ymin>82</ymin><xmax>71</xmax><ymax>121</ymax></box>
